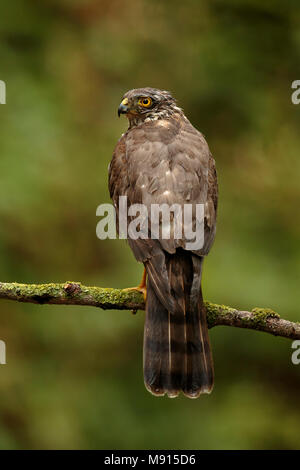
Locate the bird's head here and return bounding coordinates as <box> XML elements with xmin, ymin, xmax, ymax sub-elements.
<box><xmin>118</xmin><ymin>88</ymin><xmax>181</xmax><ymax>127</ymax></box>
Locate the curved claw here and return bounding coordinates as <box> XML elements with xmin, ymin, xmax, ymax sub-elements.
<box><xmin>124</xmin><ymin>268</ymin><xmax>147</xmax><ymax>302</ymax></box>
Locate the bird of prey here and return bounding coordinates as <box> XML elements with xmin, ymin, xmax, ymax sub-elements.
<box><xmin>109</xmin><ymin>88</ymin><xmax>218</xmax><ymax>398</ymax></box>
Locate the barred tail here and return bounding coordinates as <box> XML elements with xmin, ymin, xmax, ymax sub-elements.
<box><xmin>143</xmin><ymin>253</ymin><xmax>214</xmax><ymax>398</ymax></box>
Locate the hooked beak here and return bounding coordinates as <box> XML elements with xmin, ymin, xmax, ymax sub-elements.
<box><xmin>118</xmin><ymin>98</ymin><xmax>129</xmax><ymax>117</ymax></box>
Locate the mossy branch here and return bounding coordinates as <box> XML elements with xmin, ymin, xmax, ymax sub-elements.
<box><xmin>0</xmin><ymin>281</ymin><xmax>299</xmax><ymax>340</ymax></box>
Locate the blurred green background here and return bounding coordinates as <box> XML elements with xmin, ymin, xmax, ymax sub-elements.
<box><xmin>0</xmin><ymin>0</ymin><xmax>299</xmax><ymax>450</ymax></box>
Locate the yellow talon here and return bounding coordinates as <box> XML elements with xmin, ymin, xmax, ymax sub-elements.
<box><xmin>124</xmin><ymin>268</ymin><xmax>147</xmax><ymax>302</ymax></box>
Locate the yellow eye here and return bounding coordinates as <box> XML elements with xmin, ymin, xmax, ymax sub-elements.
<box><xmin>138</xmin><ymin>97</ymin><xmax>152</xmax><ymax>108</ymax></box>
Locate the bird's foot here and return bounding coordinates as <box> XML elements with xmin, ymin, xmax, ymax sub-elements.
<box><xmin>124</xmin><ymin>268</ymin><xmax>147</xmax><ymax>302</ymax></box>
<box><xmin>124</xmin><ymin>285</ymin><xmax>147</xmax><ymax>302</ymax></box>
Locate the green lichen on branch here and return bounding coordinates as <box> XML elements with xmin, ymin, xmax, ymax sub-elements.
<box><xmin>251</xmin><ymin>307</ymin><xmax>280</xmax><ymax>322</ymax></box>
<box><xmin>0</xmin><ymin>281</ymin><xmax>299</xmax><ymax>340</ymax></box>
<box><xmin>205</xmin><ymin>301</ymin><xmax>236</xmax><ymax>328</ymax></box>
<box><xmin>0</xmin><ymin>281</ymin><xmax>144</xmax><ymax>311</ymax></box>
<box><xmin>205</xmin><ymin>302</ymin><xmax>281</xmax><ymax>328</ymax></box>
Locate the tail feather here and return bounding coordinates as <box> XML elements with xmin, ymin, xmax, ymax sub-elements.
<box><xmin>143</xmin><ymin>282</ymin><xmax>169</xmax><ymax>396</ymax></box>
<box><xmin>184</xmin><ymin>294</ymin><xmax>214</xmax><ymax>397</ymax></box>
<box><xmin>143</xmin><ymin>252</ymin><xmax>214</xmax><ymax>398</ymax></box>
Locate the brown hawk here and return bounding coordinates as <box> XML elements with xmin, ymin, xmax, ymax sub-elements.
<box><xmin>109</xmin><ymin>88</ymin><xmax>218</xmax><ymax>398</ymax></box>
